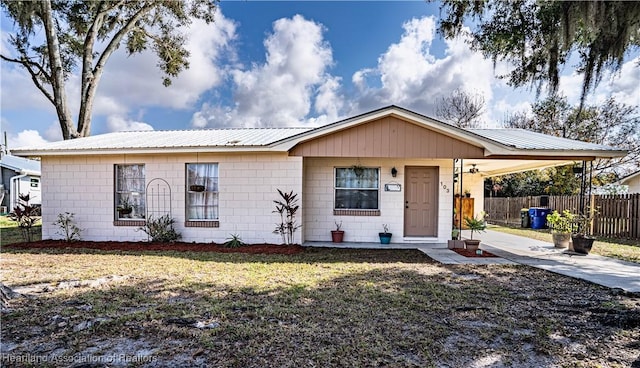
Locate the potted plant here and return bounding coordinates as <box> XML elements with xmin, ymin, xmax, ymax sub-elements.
<box><xmin>546</xmin><ymin>210</ymin><xmax>574</xmax><ymax>249</ymax></box>
<box><xmin>331</xmin><ymin>221</ymin><xmax>344</xmax><ymax>243</ymax></box>
<box><xmin>117</xmin><ymin>196</ymin><xmax>133</xmax><ymax>216</ymax></box>
<box><xmin>464</xmin><ymin>189</ymin><xmax>471</xmax><ymax>198</ymax></box>
<box><xmin>451</xmin><ymin>227</ymin><xmax>460</xmax><ymax>240</ymax></box>
<box><xmin>571</xmin><ymin>211</ymin><xmax>596</xmax><ymax>255</ymax></box>
<box><xmin>379</xmin><ymin>224</ymin><xmax>392</xmax><ymax>244</ymax></box>
<box><xmin>463</xmin><ymin>213</ymin><xmax>486</xmax><ymax>251</ymax></box>
<box><xmin>190</xmin><ymin>184</ymin><xmax>205</xmax><ymax>192</ymax></box>
<box><xmin>447</xmin><ymin>227</ymin><xmax>465</xmax><ymax>249</ymax></box>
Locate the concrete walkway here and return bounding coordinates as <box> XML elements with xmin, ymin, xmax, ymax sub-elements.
<box><xmin>460</xmin><ymin>229</ymin><xmax>640</xmax><ymax>293</ymax></box>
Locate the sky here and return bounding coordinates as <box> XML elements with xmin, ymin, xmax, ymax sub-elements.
<box><xmin>1</xmin><ymin>1</ymin><xmax>639</xmax><ymax>150</ymax></box>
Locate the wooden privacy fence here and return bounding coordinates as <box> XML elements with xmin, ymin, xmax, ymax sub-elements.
<box><xmin>484</xmin><ymin>194</ymin><xmax>640</xmax><ymax>240</ymax></box>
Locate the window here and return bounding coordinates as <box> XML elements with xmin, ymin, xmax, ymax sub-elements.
<box><xmin>335</xmin><ymin>167</ymin><xmax>379</xmax><ymax>210</ymax></box>
<box><xmin>115</xmin><ymin>164</ymin><xmax>145</xmax><ymax>221</ymax></box>
<box><xmin>186</xmin><ymin>163</ymin><xmax>219</xmax><ymax>221</ymax></box>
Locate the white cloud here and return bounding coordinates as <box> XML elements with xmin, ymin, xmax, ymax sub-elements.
<box><xmin>349</xmin><ymin>17</ymin><xmax>495</xmax><ymax>123</ymax></box>
<box><xmin>94</xmin><ymin>12</ymin><xmax>237</xmax><ymax>117</ymax></box>
<box><xmin>106</xmin><ymin>116</ymin><xmax>154</xmax><ymax>132</ymax></box>
<box><xmin>0</xmin><ymin>30</ymin><xmax>53</xmax><ymax>111</ymax></box>
<box><xmin>191</xmin><ymin>14</ymin><xmax>342</xmax><ymax>128</ymax></box>
<box><xmin>7</xmin><ymin>130</ymin><xmax>49</xmax><ymax>150</ymax></box>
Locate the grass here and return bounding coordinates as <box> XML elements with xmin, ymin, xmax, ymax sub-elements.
<box><xmin>0</xmin><ymin>215</ymin><xmax>42</xmax><ymax>246</ymax></box>
<box><xmin>488</xmin><ymin>224</ymin><xmax>640</xmax><ymax>264</ymax></box>
<box><xmin>1</xmin><ymin>247</ymin><xmax>639</xmax><ymax>367</ymax></box>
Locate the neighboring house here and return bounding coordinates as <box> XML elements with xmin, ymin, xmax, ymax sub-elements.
<box><xmin>0</xmin><ymin>153</ymin><xmax>42</xmax><ymax>213</ymax></box>
<box><xmin>12</xmin><ymin>106</ymin><xmax>626</xmax><ymax>244</ymax></box>
<box><xmin>619</xmin><ymin>170</ymin><xmax>640</xmax><ymax>193</ymax></box>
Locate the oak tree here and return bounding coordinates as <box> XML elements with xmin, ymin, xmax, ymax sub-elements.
<box><xmin>438</xmin><ymin>1</ymin><xmax>640</xmax><ymax>107</ymax></box>
<box><xmin>1</xmin><ymin>0</ymin><xmax>218</xmax><ymax>139</ymax></box>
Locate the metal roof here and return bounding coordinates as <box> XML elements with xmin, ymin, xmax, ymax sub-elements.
<box><xmin>12</xmin><ymin>128</ymin><xmax>311</xmax><ymax>153</ymax></box>
<box><xmin>0</xmin><ymin>154</ymin><xmax>41</xmax><ymax>175</ymax></box>
<box><xmin>468</xmin><ymin>128</ymin><xmax>621</xmax><ymax>151</ymax></box>
<box><xmin>10</xmin><ymin>106</ymin><xmax>625</xmax><ymax>158</ymax></box>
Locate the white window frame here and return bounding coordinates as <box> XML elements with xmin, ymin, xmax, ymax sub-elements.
<box><xmin>334</xmin><ymin>167</ymin><xmax>380</xmax><ymax>210</ymax></box>
<box><xmin>186</xmin><ymin>163</ymin><xmax>219</xmax><ymax>221</ymax></box>
<box><xmin>114</xmin><ymin>164</ymin><xmax>145</xmax><ymax>221</ymax></box>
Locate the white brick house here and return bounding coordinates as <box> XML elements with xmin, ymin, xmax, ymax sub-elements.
<box><xmin>12</xmin><ymin>106</ymin><xmax>626</xmax><ymax>245</ymax></box>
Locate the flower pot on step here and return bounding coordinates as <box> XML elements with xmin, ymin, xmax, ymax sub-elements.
<box><xmin>379</xmin><ymin>233</ymin><xmax>392</xmax><ymax>244</ymax></box>
<box><xmin>331</xmin><ymin>230</ymin><xmax>344</xmax><ymax>243</ymax></box>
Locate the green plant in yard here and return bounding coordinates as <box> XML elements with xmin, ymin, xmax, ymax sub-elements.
<box><xmin>53</xmin><ymin>212</ymin><xmax>82</xmax><ymax>242</ymax></box>
<box><xmin>273</xmin><ymin>189</ymin><xmax>301</xmax><ymax>245</ymax></box>
<box><xmin>224</xmin><ymin>234</ymin><xmax>245</xmax><ymax>248</ymax></box>
<box><xmin>546</xmin><ymin>210</ymin><xmax>575</xmax><ymax>233</ymax></box>
<box><xmin>137</xmin><ymin>215</ymin><xmax>181</xmax><ymax>243</ymax></box>
<box><xmin>464</xmin><ymin>213</ymin><xmax>487</xmax><ymax>240</ymax></box>
<box><xmin>8</xmin><ymin>193</ymin><xmax>39</xmax><ymax>242</ymax></box>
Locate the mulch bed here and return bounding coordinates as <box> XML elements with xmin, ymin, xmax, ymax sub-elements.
<box><xmin>5</xmin><ymin>240</ymin><xmax>305</xmax><ymax>255</ymax></box>
<box><xmin>452</xmin><ymin>248</ymin><xmax>499</xmax><ymax>258</ymax></box>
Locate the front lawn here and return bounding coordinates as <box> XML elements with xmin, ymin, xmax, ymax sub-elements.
<box><xmin>1</xmin><ymin>247</ymin><xmax>638</xmax><ymax>367</ymax></box>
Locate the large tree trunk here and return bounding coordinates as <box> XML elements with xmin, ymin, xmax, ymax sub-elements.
<box><xmin>40</xmin><ymin>0</ymin><xmax>77</xmax><ymax>139</ymax></box>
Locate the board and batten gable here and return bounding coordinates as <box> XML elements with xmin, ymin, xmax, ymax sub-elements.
<box><xmin>40</xmin><ymin>153</ymin><xmax>303</xmax><ymax>243</ymax></box>
<box><xmin>289</xmin><ymin>116</ymin><xmax>485</xmax><ymax>158</ymax></box>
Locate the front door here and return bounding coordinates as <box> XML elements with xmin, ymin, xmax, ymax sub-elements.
<box><xmin>404</xmin><ymin>166</ymin><xmax>438</xmax><ymax>237</ymax></box>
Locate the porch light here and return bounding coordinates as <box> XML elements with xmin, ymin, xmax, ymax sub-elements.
<box><xmin>391</xmin><ymin>167</ymin><xmax>398</xmax><ymax>177</ymax></box>
<box><xmin>469</xmin><ymin>164</ymin><xmax>479</xmax><ymax>174</ymax></box>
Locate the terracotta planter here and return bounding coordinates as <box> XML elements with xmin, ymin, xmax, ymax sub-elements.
<box><xmin>571</xmin><ymin>235</ymin><xmax>595</xmax><ymax>254</ymax></box>
<box><xmin>464</xmin><ymin>239</ymin><xmax>481</xmax><ymax>252</ymax></box>
<box><xmin>552</xmin><ymin>232</ymin><xmax>571</xmax><ymax>249</ymax></box>
<box><xmin>331</xmin><ymin>230</ymin><xmax>344</xmax><ymax>243</ymax></box>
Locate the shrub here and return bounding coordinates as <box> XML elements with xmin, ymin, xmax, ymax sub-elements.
<box><xmin>273</xmin><ymin>189</ymin><xmax>301</xmax><ymax>245</ymax></box>
<box><xmin>8</xmin><ymin>193</ymin><xmax>39</xmax><ymax>242</ymax></box>
<box><xmin>137</xmin><ymin>215</ymin><xmax>181</xmax><ymax>243</ymax></box>
<box><xmin>223</xmin><ymin>234</ymin><xmax>245</xmax><ymax>248</ymax></box>
<box><xmin>53</xmin><ymin>212</ymin><xmax>82</xmax><ymax>242</ymax></box>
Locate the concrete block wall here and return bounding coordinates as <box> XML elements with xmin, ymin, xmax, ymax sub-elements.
<box><xmin>40</xmin><ymin>153</ymin><xmax>303</xmax><ymax>244</ymax></box>
<box><xmin>303</xmin><ymin>157</ymin><xmax>454</xmax><ymax>243</ymax></box>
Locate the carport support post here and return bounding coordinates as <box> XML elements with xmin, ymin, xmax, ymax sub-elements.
<box><xmin>579</xmin><ymin>160</ymin><xmax>587</xmax><ymax>214</ymax></box>
<box><xmin>458</xmin><ymin>158</ymin><xmax>464</xmax><ymax>232</ymax></box>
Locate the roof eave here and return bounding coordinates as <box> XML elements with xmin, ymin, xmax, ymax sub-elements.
<box><xmin>484</xmin><ymin>148</ymin><xmax>628</xmax><ymax>159</ymax></box>
<box><xmin>11</xmin><ymin>146</ymin><xmax>289</xmax><ymax>157</ymax></box>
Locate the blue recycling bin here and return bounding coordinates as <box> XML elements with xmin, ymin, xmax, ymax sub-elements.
<box><xmin>529</xmin><ymin>208</ymin><xmax>551</xmax><ymax>229</ymax></box>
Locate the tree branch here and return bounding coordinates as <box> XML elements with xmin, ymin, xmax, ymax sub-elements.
<box><xmin>1</xmin><ymin>54</ymin><xmax>55</xmax><ymax>105</ymax></box>
<box><xmin>78</xmin><ymin>1</ymin><xmax>157</xmax><ymax>137</ymax></box>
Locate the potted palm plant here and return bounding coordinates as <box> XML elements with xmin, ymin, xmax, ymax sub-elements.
<box><xmin>546</xmin><ymin>210</ymin><xmax>574</xmax><ymax>249</ymax></box>
<box><xmin>331</xmin><ymin>221</ymin><xmax>344</xmax><ymax>243</ymax></box>
<box><xmin>463</xmin><ymin>214</ymin><xmax>486</xmax><ymax>251</ymax></box>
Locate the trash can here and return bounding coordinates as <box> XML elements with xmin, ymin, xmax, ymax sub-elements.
<box><xmin>520</xmin><ymin>209</ymin><xmax>530</xmax><ymax>228</ymax></box>
<box><xmin>529</xmin><ymin>208</ymin><xmax>551</xmax><ymax>229</ymax></box>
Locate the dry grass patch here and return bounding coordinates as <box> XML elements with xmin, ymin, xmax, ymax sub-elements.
<box><xmin>1</xmin><ymin>247</ymin><xmax>639</xmax><ymax>367</ymax></box>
